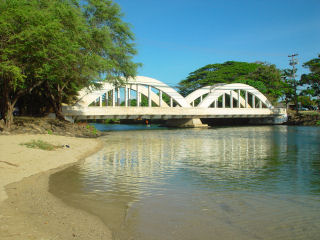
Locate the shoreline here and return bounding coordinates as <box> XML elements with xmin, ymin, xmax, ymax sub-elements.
<box><xmin>0</xmin><ymin>134</ymin><xmax>112</xmax><ymax>239</ymax></box>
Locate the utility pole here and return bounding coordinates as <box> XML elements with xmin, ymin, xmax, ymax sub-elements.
<box><xmin>288</xmin><ymin>53</ymin><xmax>299</xmax><ymax>113</ymax></box>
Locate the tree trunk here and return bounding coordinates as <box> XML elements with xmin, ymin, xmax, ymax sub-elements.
<box><xmin>1</xmin><ymin>79</ymin><xmax>14</xmax><ymax>128</ymax></box>
<box><xmin>5</xmin><ymin>104</ymin><xmax>14</xmax><ymax>128</ymax></box>
<box><xmin>1</xmin><ymin>77</ymin><xmax>45</xmax><ymax>128</ymax></box>
<box><xmin>52</xmin><ymin>100</ymin><xmax>65</xmax><ymax>121</ymax></box>
<box><xmin>46</xmin><ymin>82</ymin><xmax>65</xmax><ymax>121</ymax></box>
<box><xmin>1</xmin><ymin>100</ymin><xmax>14</xmax><ymax>128</ymax></box>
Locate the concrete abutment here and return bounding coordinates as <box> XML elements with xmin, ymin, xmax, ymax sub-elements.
<box><xmin>165</xmin><ymin>118</ymin><xmax>208</xmax><ymax>128</ymax></box>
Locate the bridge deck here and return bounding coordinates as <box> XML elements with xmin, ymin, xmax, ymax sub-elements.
<box><xmin>63</xmin><ymin>106</ymin><xmax>285</xmax><ymax>120</ymax></box>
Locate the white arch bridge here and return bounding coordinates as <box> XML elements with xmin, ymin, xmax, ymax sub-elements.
<box><xmin>62</xmin><ymin>76</ymin><xmax>287</xmax><ymax>127</ymax></box>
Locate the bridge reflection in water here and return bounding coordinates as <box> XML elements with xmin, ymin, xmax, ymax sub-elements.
<box><xmin>49</xmin><ymin>126</ymin><xmax>320</xmax><ymax>240</ymax></box>
<box><xmin>83</xmin><ymin>126</ymin><xmax>288</xmax><ymax>194</ymax></box>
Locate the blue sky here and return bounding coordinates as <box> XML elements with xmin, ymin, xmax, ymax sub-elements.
<box><xmin>114</xmin><ymin>0</ymin><xmax>320</xmax><ymax>87</ymax></box>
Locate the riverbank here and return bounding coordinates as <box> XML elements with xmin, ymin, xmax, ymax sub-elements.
<box><xmin>0</xmin><ymin>116</ymin><xmax>104</xmax><ymax>137</ymax></box>
<box><xmin>0</xmin><ymin>134</ymin><xmax>112</xmax><ymax>239</ymax></box>
<box><xmin>287</xmin><ymin>111</ymin><xmax>320</xmax><ymax>126</ymax></box>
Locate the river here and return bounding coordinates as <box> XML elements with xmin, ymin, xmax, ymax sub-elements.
<box><xmin>49</xmin><ymin>125</ymin><xmax>320</xmax><ymax>240</ymax></box>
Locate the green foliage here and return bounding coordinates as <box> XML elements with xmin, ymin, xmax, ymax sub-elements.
<box><xmin>140</xmin><ymin>95</ymin><xmax>149</xmax><ymax>106</ymax></box>
<box><xmin>178</xmin><ymin>61</ymin><xmax>284</xmax><ymax>103</ymax></box>
<box><xmin>0</xmin><ymin>0</ymin><xmax>139</xmax><ymax>126</ymax></box>
<box><xmin>178</xmin><ymin>61</ymin><xmax>259</xmax><ymax>96</ymax></box>
<box><xmin>104</xmin><ymin>119</ymin><xmax>119</xmax><ymax>124</ymax></box>
<box><xmin>126</xmin><ymin>95</ymin><xmax>150</xmax><ymax>106</ymax></box>
<box><xmin>300</xmin><ymin>111</ymin><xmax>320</xmax><ymax>116</ymax></box>
<box><xmin>298</xmin><ymin>95</ymin><xmax>313</xmax><ymax>107</ymax></box>
<box><xmin>301</xmin><ymin>54</ymin><xmax>320</xmax><ymax>99</ymax></box>
<box><xmin>246</xmin><ymin>64</ymin><xmax>285</xmax><ymax>103</ymax></box>
<box><xmin>280</xmin><ymin>69</ymin><xmax>296</xmax><ymax>106</ymax></box>
<box><xmin>86</xmin><ymin>124</ymin><xmax>98</xmax><ymax>135</ymax></box>
<box><xmin>21</xmin><ymin>139</ymin><xmax>61</xmax><ymax>151</ymax></box>
<box><xmin>160</xmin><ymin>92</ymin><xmax>171</xmax><ymax>106</ymax></box>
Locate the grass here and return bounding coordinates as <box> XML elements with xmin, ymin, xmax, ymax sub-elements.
<box><xmin>21</xmin><ymin>140</ymin><xmax>62</xmax><ymax>151</ymax></box>
<box><xmin>299</xmin><ymin>111</ymin><xmax>320</xmax><ymax>116</ymax></box>
<box><xmin>86</xmin><ymin>124</ymin><xmax>98</xmax><ymax>135</ymax></box>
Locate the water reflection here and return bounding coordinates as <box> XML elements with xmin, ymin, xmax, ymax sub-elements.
<box><xmin>91</xmin><ymin>127</ymin><xmax>274</xmax><ymax>174</ymax></box>
<box><xmin>81</xmin><ymin>126</ymin><xmax>294</xmax><ymax>194</ymax></box>
<box><xmin>50</xmin><ymin>126</ymin><xmax>320</xmax><ymax>240</ymax></box>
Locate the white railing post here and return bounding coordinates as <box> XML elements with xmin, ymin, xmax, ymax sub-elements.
<box><xmin>237</xmin><ymin>89</ymin><xmax>240</xmax><ymax>108</ymax></box>
<box><xmin>245</xmin><ymin>90</ymin><xmax>248</xmax><ymax>108</ymax></box>
<box><xmin>159</xmin><ymin>90</ymin><xmax>162</xmax><ymax>107</ymax></box>
<box><xmin>222</xmin><ymin>93</ymin><xmax>225</xmax><ymax>108</ymax></box>
<box><xmin>259</xmin><ymin>99</ymin><xmax>262</xmax><ymax>108</ymax></box>
<box><xmin>128</xmin><ymin>85</ymin><xmax>131</xmax><ymax>106</ymax></box>
<box><xmin>148</xmin><ymin>85</ymin><xmax>152</xmax><ymax>107</ymax></box>
<box><xmin>117</xmin><ymin>88</ymin><xmax>120</xmax><ymax>106</ymax></box>
<box><xmin>252</xmin><ymin>95</ymin><xmax>255</xmax><ymax>108</ymax></box>
<box><xmin>137</xmin><ymin>85</ymin><xmax>140</xmax><ymax>107</ymax></box>
<box><xmin>112</xmin><ymin>88</ymin><xmax>115</xmax><ymax>107</ymax></box>
<box><xmin>230</xmin><ymin>90</ymin><xmax>233</xmax><ymax>108</ymax></box>
<box><xmin>125</xmin><ymin>86</ymin><xmax>128</xmax><ymax>107</ymax></box>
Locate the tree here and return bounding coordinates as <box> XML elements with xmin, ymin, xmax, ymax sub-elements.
<box><xmin>0</xmin><ymin>0</ymin><xmax>139</xmax><ymax>127</ymax></box>
<box><xmin>281</xmin><ymin>68</ymin><xmax>298</xmax><ymax>110</ymax></box>
<box><xmin>297</xmin><ymin>95</ymin><xmax>313</xmax><ymax>107</ymax></box>
<box><xmin>0</xmin><ymin>0</ymin><xmax>55</xmax><ymax>127</ymax></box>
<box><xmin>178</xmin><ymin>61</ymin><xmax>284</xmax><ymax>104</ymax></box>
<box><xmin>178</xmin><ymin>61</ymin><xmax>259</xmax><ymax>96</ymax></box>
<box><xmin>244</xmin><ymin>64</ymin><xmax>285</xmax><ymax>103</ymax></box>
<box><xmin>46</xmin><ymin>0</ymin><xmax>140</xmax><ymax>119</ymax></box>
<box><xmin>301</xmin><ymin>54</ymin><xmax>320</xmax><ymax>105</ymax></box>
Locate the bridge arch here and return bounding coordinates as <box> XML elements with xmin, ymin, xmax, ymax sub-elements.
<box><xmin>62</xmin><ymin>78</ymin><xmax>287</xmax><ymax>125</ymax></box>
<box><xmin>76</xmin><ymin>76</ymin><xmax>191</xmax><ymax>108</ymax></box>
<box><xmin>185</xmin><ymin>83</ymin><xmax>273</xmax><ymax>109</ymax></box>
<box><xmin>185</xmin><ymin>84</ymin><xmax>226</xmax><ymax>104</ymax></box>
<box><xmin>74</xmin><ymin>79</ymin><xmax>273</xmax><ymax>110</ymax></box>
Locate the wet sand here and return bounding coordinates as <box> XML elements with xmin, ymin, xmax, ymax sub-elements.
<box><xmin>0</xmin><ymin>134</ymin><xmax>112</xmax><ymax>240</ymax></box>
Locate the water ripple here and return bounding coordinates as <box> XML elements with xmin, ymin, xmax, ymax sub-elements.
<box><xmin>50</xmin><ymin>126</ymin><xmax>320</xmax><ymax>240</ymax></box>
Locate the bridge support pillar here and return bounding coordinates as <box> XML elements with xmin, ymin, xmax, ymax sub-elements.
<box><xmin>165</xmin><ymin>118</ymin><xmax>208</xmax><ymax>128</ymax></box>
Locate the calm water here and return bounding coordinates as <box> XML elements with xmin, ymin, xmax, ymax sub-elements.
<box><xmin>49</xmin><ymin>126</ymin><xmax>320</xmax><ymax>240</ymax></box>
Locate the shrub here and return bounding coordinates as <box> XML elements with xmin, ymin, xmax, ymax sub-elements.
<box><xmin>21</xmin><ymin>140</ymin><xmax>62</xmax><ymax>151</ymax></box>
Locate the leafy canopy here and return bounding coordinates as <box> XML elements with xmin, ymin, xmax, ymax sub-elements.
<box><xmin>301</xmin><ymin>54</ymin><xmax>320</xmax><ymax>100</ymax></box>
<box><xmin>178</xmin><ymin>61</ymin><xmax>285</xmax><ymax>103</ymax></box>
<box><xmin>0</xmin><ymin>0</ymin><xmax>139</xmax><ymax>125</ymax></box>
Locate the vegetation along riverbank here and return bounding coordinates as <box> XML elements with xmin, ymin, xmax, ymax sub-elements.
<box><xmin>0</xmin><ymin>111</ymin><xmax>319</xmax><ymax>139</ymax></box>
<box><xmin>287</xmin><ymin>110</ymin><xmax>320</xmax><ymax>126</ymax></box>
<box><xmin>0</xmin><ymin>117</ymin><xmax>104</xmax><ymax>137</ymax></box>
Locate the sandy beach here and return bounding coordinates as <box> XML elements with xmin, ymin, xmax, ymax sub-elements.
<box><xmin>0</xmin><ymin>134</ymin><xmax>112</xmax><ymax>239</ymax></box>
